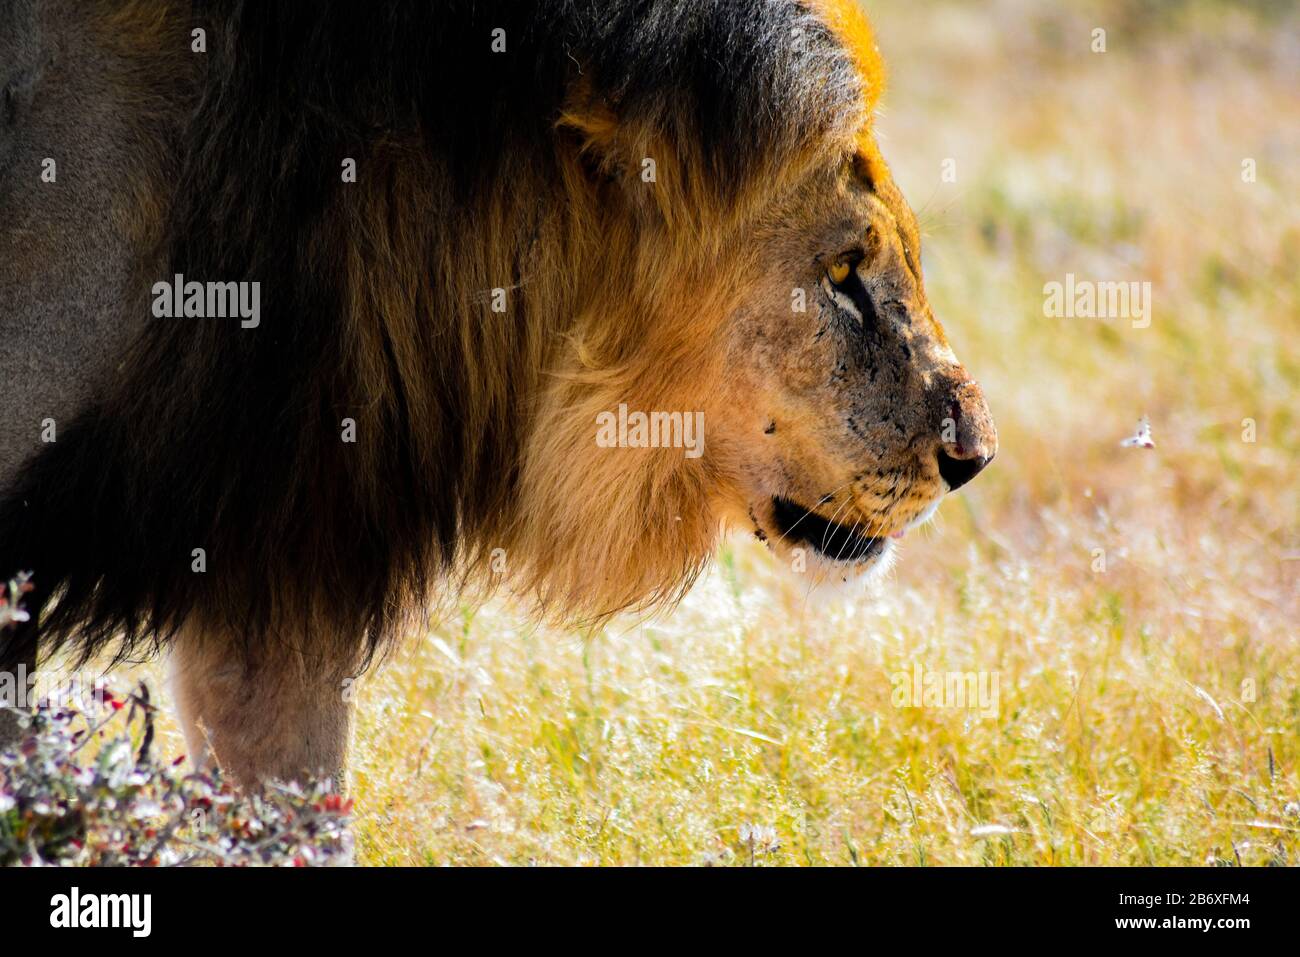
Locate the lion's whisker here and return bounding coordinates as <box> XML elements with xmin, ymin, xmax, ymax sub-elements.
<box><xmin>769</xmin><ymin>479</ymin><xmax>857</xmax><ymax>553</ymax></box>
<box><xmin>832</xmin><ymin>518</ymin><xmax>865</xmax><ymax>564</ymax></box>
<box><xmin>819</xmin><ymin>488</ymin><xmax>861</xmax><ymax>555</ymax></box>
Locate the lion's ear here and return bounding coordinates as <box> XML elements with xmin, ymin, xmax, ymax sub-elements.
<box><xmin>853</xmin><ymin>145</ymin><xmax>888</xmax><ymax>191</ymax></box>
<box><xmin>557</xmin><ymin>98</ymin><xmax>630</xmax><ymax>183</ymax></box>
<box><xmin>556</xmin><ymin>86</ymin><xmax>705</xmax><ymax>230</ymax></box>
<box><xmin>558</xmin><ymin>97</ymin><xmax>620</xmax><ymax>151</ymax></box>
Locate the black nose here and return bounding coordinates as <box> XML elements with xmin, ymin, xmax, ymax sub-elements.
<box><xmin>937</xmin><ymin>450</ymin><xmax>991</xmax><ymax>492</ymax></box>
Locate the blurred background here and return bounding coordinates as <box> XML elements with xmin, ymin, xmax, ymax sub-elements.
<box><xmin>135</xmin><ymin>0</ymin><xmax>1300</xmax><ymax>865</ymax></box>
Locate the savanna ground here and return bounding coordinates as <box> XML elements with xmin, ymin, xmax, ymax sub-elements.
<box><xmin>116</xmin><ymin>0</ymin><xmax>1299</xmax><ymax>865</ymax></box>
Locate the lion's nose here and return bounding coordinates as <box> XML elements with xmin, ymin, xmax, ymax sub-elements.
<box><xmin>934</xmin><ymin>376</ymin><xmax>997</xmax><ymax>492</ymax></box>
<box><xmin>936</xmin><ymin>448</ymin><xmax>992</xmax><ymax>491</ymax></box>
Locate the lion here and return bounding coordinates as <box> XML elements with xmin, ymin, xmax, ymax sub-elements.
<box><xmin>0</xmin><ymin>0</ymin><xmax>996</xmax><ymax>788</ymax></box>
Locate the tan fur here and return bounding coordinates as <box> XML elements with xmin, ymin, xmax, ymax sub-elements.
<box><xmin>168</xmin><ymin>627</ymin><xmax>357</xmax><ymax>791</ymax></box>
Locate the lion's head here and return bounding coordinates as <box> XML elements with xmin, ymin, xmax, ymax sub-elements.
<box><xmin>720</xmin><ymin>152</ymin><xmax>998</xmax><ymax>581</ymax></box>
<box><xmin>507</xmin><ymin>0</ymin><xmax>997</xmax><ymax>613</ymax></box>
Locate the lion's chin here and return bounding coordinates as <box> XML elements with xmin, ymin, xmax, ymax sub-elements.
<box><xmin>769</xmin><ymin>495</ymin><xmax>892</xmax><ymax>564</ymax></box>
<box><xmin>745</xmin><ymin>494</ymin><xmax>895</xmax><ymax>586</ymax></box>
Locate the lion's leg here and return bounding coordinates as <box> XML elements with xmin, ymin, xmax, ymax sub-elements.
<box><xmin>167</xmin><ymin>627</ymin><xmax>356</xmax><ymax>792</ymax></box>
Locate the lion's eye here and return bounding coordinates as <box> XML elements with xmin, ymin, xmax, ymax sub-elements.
<box><xmin>828</xmin><ymin>261</ymin><xmax>851</xmax><ymax>285</ymax></box>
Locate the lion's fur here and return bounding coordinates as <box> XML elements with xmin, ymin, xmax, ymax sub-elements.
<box><xmin>0</xmin><ymin>0</ymin><xmax>889</xmax><ymax>679</ymax></box>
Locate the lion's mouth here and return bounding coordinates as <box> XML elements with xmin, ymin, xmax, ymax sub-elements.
<box><xmin>770</xmin><ymin>496</ymin><xmax>892</xmax><ymax>564</ymax></box>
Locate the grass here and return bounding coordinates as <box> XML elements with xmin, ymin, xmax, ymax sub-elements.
<box><xmin>114</xmin><ymin>0</ymin><xmax>1298</xmax><ymax>865</ymax></box>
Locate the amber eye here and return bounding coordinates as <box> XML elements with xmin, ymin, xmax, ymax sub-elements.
<box><xmin>828</xmin><ymin>261</ymin><xmax>851</xmax><ymax>285</ymax></box>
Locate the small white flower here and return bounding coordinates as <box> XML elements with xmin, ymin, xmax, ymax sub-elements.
<box><xmin>739</xmin><ymin>822</ymin><xmax>780</xmax><ymax>853</ymax></box>
<box><xmin>0</xmin><ymin>606</ymin><xmax>29</xmax><ymax>628</ymax></box>
<box><xmin>1119</xmin><ymin>416</ymin><xmax>1155</xmax><ymax>449</ymax></box>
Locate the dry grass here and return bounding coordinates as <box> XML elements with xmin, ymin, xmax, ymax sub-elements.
<box><xmin>122</xmin><ymin>0</ymin><xmax>1299</xmax><ymax>865</ymax></box>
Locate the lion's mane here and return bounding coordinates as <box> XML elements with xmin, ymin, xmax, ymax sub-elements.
<box><xmin>0</xmin><ymin>0</ymin><xmax>883</xmax><ymax>672</ymax></box>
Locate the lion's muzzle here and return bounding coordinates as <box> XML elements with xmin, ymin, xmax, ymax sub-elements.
<box><xmin>934</xmin><ymin>377</ymin><xmax>997</xmax><ymax>492</ymax></box>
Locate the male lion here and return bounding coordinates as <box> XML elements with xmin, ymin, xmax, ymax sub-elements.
<box><xmin>0</xmin><ymin>0</ymin><xmax>996</xmax><ymax>787</ymax></box>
